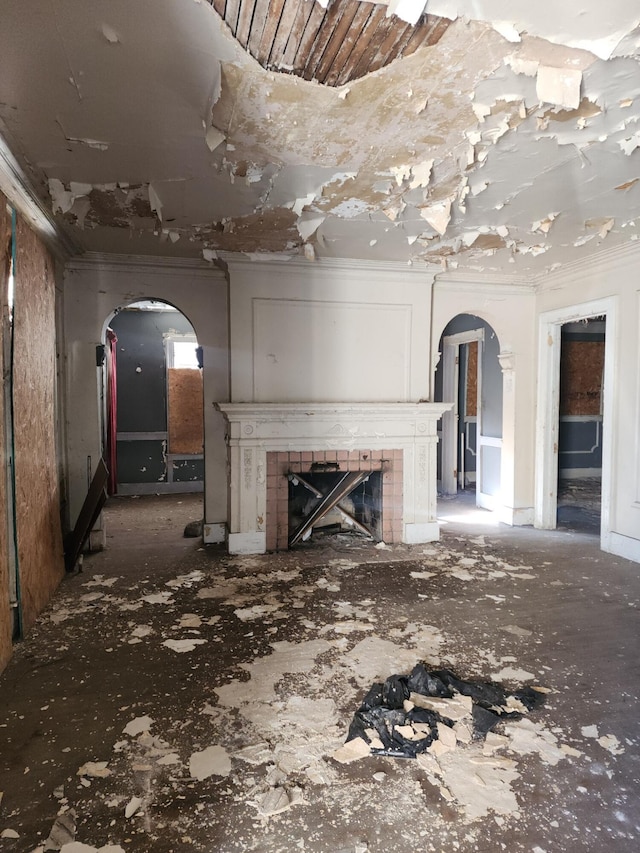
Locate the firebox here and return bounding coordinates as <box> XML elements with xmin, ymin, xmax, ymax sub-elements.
<box><xmin>288</xmin><ymin>464</ymin><xmax>383</xmax><ymax>545</ymax></box>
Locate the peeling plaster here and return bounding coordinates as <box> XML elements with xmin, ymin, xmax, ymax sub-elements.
<box><xmin>3</xmin><ymin>0</ymin><xmax>640</xmax><ymax>271</ymax></box>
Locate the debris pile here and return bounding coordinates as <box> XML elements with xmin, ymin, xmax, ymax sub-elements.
<box><xmin>336</xmin><ymin>663</ymin><xmax>545</xmax><ymax>762</ymax></box>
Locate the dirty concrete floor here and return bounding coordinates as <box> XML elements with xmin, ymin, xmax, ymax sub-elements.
<box><xmin>1</xmin><ymin>494</ymin><xmax>639</xmax><ymax>852</ymax></box>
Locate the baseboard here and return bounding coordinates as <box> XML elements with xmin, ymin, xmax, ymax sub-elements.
<box><xmin>604</xmin><ymin>531</ymin><xmax>640</xmax><ymax>564</ymax></box>
<box><xmin>203</xmin><ymin>522</ymin><xmax>226</xmax><ymax>544</ymax></box>
<box><xmin>403</xmin><ymin>522</ymin><xmax>440</xmax><ymax>544</ymax></box>
<box><xmin>497</xmin><ymin>505</ymin><xmax>535</xmax><ymax>526</ymax></box>
<box><xmin>228</xmin><ymin>531</ymin><xmax>267</xmax><ymax>554</ymax></box>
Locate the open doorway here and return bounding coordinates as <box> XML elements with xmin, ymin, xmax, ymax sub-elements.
<box><xmin>556</xmin><ymin>318</ymin><xmax>605</xmax><ymax>533</ymax></box>
<box><xmin>535</xmin><ymin>298</ymin><xmax>614</xmax><ymax>548</ymax></box>
<box><xmin>435</xmin><ymin>314</ymin><xmax>503</xmax><ymax>510</ymax></box>
<box><xmin>100</xmin><ymin>300</ymin><xmax>204</xmax><ymax>537</ymax></box>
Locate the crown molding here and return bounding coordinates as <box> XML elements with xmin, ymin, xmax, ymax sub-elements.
<box><xmin>433</xmin><ymin>269</ymin><xmax>535</xmax><ymax>293</ymax></box>
<box><xmin>219</xmin><ymin>251</ymin><xmax>438</xmax><ymax>280</ymax></box>
<box><xmin>66</xmin><ymin>252</ymin><xmax>227</xmax><ymax>280</ymax></box>
<box><xmin>533</xmin><ymin>238</ymin><xmax>640</xmax><ymax>291</ymax></box>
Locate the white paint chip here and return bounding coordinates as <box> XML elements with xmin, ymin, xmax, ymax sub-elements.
<box><xmin>581</xmin><ymin>724</ymin><xmax>599</xmax><ymax>738</ymax></box>
<box><xmin>148</xmin><ymin>184</ymin><xmax>163</xmax><ymax>222</ymax></box>
<box><xmin>101</xmin><ymin>23</ymin><xmax>120</xmax><ymax>43</ymax></box>
<box><xmin>125</xmin><ymin>796</ymin><xmax>143</xmax><ymax>819</ymax></box>
<box><xmin>296</xmin><ymin>212</ymin><xmax>325</xmax><ymax>242</ymax></box>
<box><xmin>332</xmin><ymin>736</ymin><xmax>371</xmax><ymax>764</ymax></box>
<box><xmin>420</xmin><ymin>199</ymin><xmax>452</xmax><ymax>235</ymax></box>
<box><xmin>491</xmin><ymin>666</ymin><xmax>535</xmax><ymax>682</ymax></box>
<box><xmin>123</xmin><ymin>715</ymin><xmax>153</xmax><ymax>736</ymax></box>
<box><xmin>77</xmin><ymin>761</ymin><xmax>111</xmax><ymax>778</ymax></box>
<box><xmin>536</xmin><ymin>66</ymin><xmax>582</xmax><ymax>110</ymax></box>
<box><xmin>492</xmin><ymin>22</ymin><xmax>521</xmax><ymax>43</ymax></box>
<box><xmin>189</xmin><ymin>745</ymin><xmax>232</xmax><ymax>780</ymax></box>
<box><xmin>162</xmin><ymin>638</ymin><xmax>207</xmax><ymax>653</ymax></box>
<box><xmin>205</xmin><ymin>126</ymin><xmax>225</xmax><ymax>152</ymax></box>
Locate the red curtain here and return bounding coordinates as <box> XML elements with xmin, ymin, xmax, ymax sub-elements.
<box><xmin>106</xmin><ymin>328</ymin><xmax>118</xmax><ymax>495</ymax></box>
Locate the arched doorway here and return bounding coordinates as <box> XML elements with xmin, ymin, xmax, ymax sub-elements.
<box><xmin>102</xmin><ymin>300</ymin><xmax>204</xmax><ymax>499</ymax></box>
<box><xmin>434</xmin><ymin>313</ymin><xmax>503</xmax><ymax>509</ymax></box>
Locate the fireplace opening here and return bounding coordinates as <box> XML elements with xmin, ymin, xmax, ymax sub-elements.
<box><xmin>288</xmin><ymin>469</ymin><xmax>383</xmax><ymax>546</ymax></box>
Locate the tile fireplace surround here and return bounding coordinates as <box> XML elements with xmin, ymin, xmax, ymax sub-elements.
<box><xmin>217</xmin><ymin>403</ymin><xmax>451</xmax><ymax>554</ymax></box>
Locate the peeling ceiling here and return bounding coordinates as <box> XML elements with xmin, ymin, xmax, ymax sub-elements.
<box><xmin>1</xmin><ymin>0</ymin><xmax>640</xmax><ymax>274</ymax></box>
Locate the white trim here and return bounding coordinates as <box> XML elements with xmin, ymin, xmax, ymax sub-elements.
<box><xmin>533</xmin><ymin>240</ymin><xmax>640</xmax><ymax>291</ymax></box>
<box><xmin>222</xmin><ymin>252</ymin><xmax>437</xmax><ymax>280</ymax></box>
<box><xmin>203</xmin><ymin>522</ymin><xmax>226</xmax><ymax>544</ymax></box>
<box><xmin>443</xmin><ymin>329</ymin><xmax>486</xmax><ymax>347</ymax></box>
<box><xmin>440</xmin><ymin>328</ymin><xmax>485</xmax><ymax>496</ymax></box>
<box><xmin>0</xmin><ymin>129</ymin><xmax>78</xmax><ymax>256</ymax></box>
<box><xmin>434</xmin><ymin>271</ymin><xmax>533</xmax><ymax>292</ymax></box>
<box><xmin>535</xmin><ymin>297</ymin><xmax>616</xmax><ymax>552</ymax></box>
<box><xmin>478</xmin><ymin>435</ymin><xmax>502</xmax><ymax>448</ymax></box>
<box><xmin>228</xmin><ymin>531</ymin><xmax>266</xmax><ymax>554</ymax></box>
<box><xmin>498</xmin><ymin>505</ymin><xmax>534</xmax><ymax>526</ymax></box>
<box><xmin>403</xmin><ymin>521</ymin><xmax>440</xmax><ymax>543</ymax></box>
<box><xmin>66</xmin><ymin>253</ymin><xmax>227</xmax><ymax>279</ymax></box>
<box><xmin>218</xmin><ymin>402</ymin><xmax>450</xmax><ymax>554</ymax></box>
<box><xmin>605</xmin><ymin>531</ymin><xmax>640</xmax><ymax>563</ymax></box>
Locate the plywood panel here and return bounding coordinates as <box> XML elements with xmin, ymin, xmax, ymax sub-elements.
<box><xmin>466</xmin><ymin>340</ymin><xmax>478</xmax><ymax>417</ymax></box>
<box><xmin>168</xmin><ymin>368</ymin><xmax>204</xmax><ymax>454</ymax></box>
<box><xmin>12</xmin><ymin>216</ymin><xmax>64</xmax><ymax>634</ymax></box>
<box><xmin>0</xmin><ymin>192</ymin><xmax>12</xmax><ymax>671</ymax></box>
<box><xmin>560</xmin><ymin>340</ymin><xmax>604</xmax><ymax>416</ymax></box>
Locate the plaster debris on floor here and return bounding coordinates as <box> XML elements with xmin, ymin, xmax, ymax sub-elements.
<box><xmin>0</xmin><ymin>495</ymin><xmax>638</xmax><ymax>852</ymax></box>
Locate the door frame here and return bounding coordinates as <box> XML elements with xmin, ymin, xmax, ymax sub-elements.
<box><xmin>441</xmin><ymin>328</ymin><xmax>484</xmax><ymax>500</ymax></box>
<box><xmin>534</xmin><ymin>297</ymin><xmax>616</xmax><ymax>546</ymax></box>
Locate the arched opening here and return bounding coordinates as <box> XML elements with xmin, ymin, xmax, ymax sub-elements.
<box><xmin>100</xmin><ymin>299</ymin><xmax>204</xmax><ymax>533</ymax></box>
<box><xmin>434</xmin><ymin>313</ymin><xmax>503</xmax><ymax>511</ymax></box>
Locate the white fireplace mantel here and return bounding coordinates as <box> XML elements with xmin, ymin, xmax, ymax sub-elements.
<box><xmin>217</xmin><ymin>402</ymin><xmax>452</xmax><ymax>554</ymax></box>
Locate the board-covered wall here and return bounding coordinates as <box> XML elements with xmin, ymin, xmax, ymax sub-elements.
<box><xmin>0</xmin><ymin>193</ymin><xmax>65</xmax><ymax>672</ymax></box>
<box><xmin>0</xmin><ymin>195</ymin><xmax>12</xmax><ymax>670</ymax></box>
<box><xmin>13</xmin><ymin>218</ymin><xmax>65</xmax><ymax>630</ymax></box>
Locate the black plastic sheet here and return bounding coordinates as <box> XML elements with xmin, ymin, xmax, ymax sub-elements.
<box><xmin>344</xmin><ymin>662</ymin><xmax>545</xmax><ymax>759</ymax></box>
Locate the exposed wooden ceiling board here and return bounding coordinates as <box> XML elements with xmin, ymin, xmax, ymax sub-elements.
<box><xmin>235</xmin><ymin>0</ymin><xmax>256</xmax><ymax>47</ymax></box>
<box><xmin>350</xmin><ymin>13</ymin><xmax>397</xmax><ymax>81</ymax></box>
<box><xmin>313</xmin><ymin>3</ymin><xmax>363</xmax><ymax>83</ymax></box>
<box><xmin>270</xmin><ymin>0</ymin><xmax>304</xmax><ymax>67</ymax></box>
<box><xmin>255</xmin><ymin>0</ymin><xmax>287</xmax><ymax>65</ymax></box>
<box><xmin>209</xmin><ymin>0</ymin><xmax>452</xmax><ymax>85</ymax></box>
<box><xmin>322</xmin><ymin>3</ymin><xmax>374</xmax><ymax>87</ymax></box>
<box><xmin>331</xmin><ymin>5</ymin><xmax>388</xmax><ymax>87</ymax></box>
<box><xmin>403</xmin><ymin>15</ymin><xmax>451</xmax><ymax>59</ymax></box>
<box><xmin>280</xmin><ymin>0</ymin><xmax>316</xmax><ymax>69</ymax></box>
